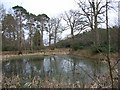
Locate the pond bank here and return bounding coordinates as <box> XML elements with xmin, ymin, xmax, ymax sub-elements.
<box><xmin>70</xmin><ymin>50</ymin><xmax>118</xmax><ymax>61</ymax></box>
<box><xmin>1</xmin><ymin>49</ymin><xmax>70</xmax><ymax>61</ymax></box>
<box><xmin>1</xmin><ymin>49</ymin><xmax>118</xmax><ymax>63</ymax></box>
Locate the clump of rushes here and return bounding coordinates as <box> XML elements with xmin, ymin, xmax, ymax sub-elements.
<box><xmin>2</xmin><ymin>71</ymin><xmax>118</xmax><ymax>88</ymax></box>
<box><xmin>2</xmin><ymin>75</ymin><xmax>82</xmax><ymax>88</ymax></box>
<box><xmin>2</xmin><ymin>75</ymin><xmax>21</xmax><ymax>88</ymax></box>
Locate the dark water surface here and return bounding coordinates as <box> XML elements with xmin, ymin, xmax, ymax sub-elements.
<box><xmin>2</xmin><ymin>55</ymin><xmax>108</xmax><ymax>84</ymax></box>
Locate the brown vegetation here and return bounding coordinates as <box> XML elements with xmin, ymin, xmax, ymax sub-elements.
<box><xmin>2</xmin><ymin>71</ymin><xmax>118</xmax><ymax>88</ymax></box>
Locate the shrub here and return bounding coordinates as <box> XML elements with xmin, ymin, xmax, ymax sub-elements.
<box><xmin>91</xmin><ymin>44</ymin><xmax>117</xmax><ymax>54</ymax></box>
<box><xmin>72</xmin><ymin>43</ymin><xmax>84</xmax><ymax>51</ymax></box>
<box><xmin>110</xmin><ymin>45</ymin><xmax>117</xmax><ymax>53</ymax></box>
<box><xmin>2</xmin><ymin>46</ymin><xmax>18</xmax><ymax>51</ymax></box>
<box><xmin>91</xmin><ymin>46</ymin><xmax>107</xmax><ymax>54</ymax></box>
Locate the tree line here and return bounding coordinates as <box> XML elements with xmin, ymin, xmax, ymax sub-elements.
<box><xmin>1</xmin><ymin>0</ymin><xmax>117</xmax><ymax>52</ymax></box>
<box><xmin>1</xmin><ymin>5</ymin><xmax>65</xmax><ymax>51</ymax></box>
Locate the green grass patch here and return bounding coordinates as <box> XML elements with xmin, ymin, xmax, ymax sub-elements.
<box><xmin>42</xmin><ymin>55</ymin><xmax>50</xmax><ymax>56</ymax></box>
<box><xmin>3</xmin><ymin>55</ymin><xmax>47</xmax><ymax>62</ymax></box>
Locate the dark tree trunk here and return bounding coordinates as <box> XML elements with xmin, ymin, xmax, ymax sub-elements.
<box><xmin>49</xmin><ymin>33</ymin><xmax>51</xmax><ymax>47</ymax></box>
<box><xmin>118</xmin><ymin>2</ymin><xmax>120</xmax><ymax>88</ymax></box>
<box><xmin>54</xmin><ymin>29</ymin><xmax>57</xmax><ymax>48</ymax></box>
<box><xmin>94</xmin><ymin>15</ymin><xmax>100</xmax><ymax>46</ymax></box>
<box><xmin>106</xmin><ymin>0</ymin><xmax>114</xmax><ymax>88</ymax></box>
<box><xmin>41</xmin><ymin>24</ymin><xmax>44</xmax><ymax>48</ymax></box>
<box><xmin>71</xmin><ymin>27</ymin><xmax>74</xmax><ymax>39</ymax></box>
<box><xmin>29</xmin><ymin>23</ymin><xmax>33</xmax><ymax>51</ymax></box>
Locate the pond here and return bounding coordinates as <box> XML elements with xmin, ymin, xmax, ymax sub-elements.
<box><xmin>2</xmin><ymin>55</ymin><xmax>108</xmax><ymax>86</ymax></box>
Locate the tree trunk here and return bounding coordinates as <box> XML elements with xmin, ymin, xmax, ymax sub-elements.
<box><xmin>29</xmin><ymin>23</ymin><xmax>33</xmax><ymax>51</ymax></box>
<box><xmin>118</xmin><ymin>24</ymin><xmax>120</xmax><ymax>89</ymax></box>
<box><xmin>118</xmin><ymin>1</ymin><xmax>120</xmax><ymax>88</ymax></box>
<box><xmin>41</xmin><ymin>24</ymin><xmax>44</xmax><ymax>48</ymax></box>
<box><xmin>90</xmin><ymin>6</ymin><xmax>96</xmax><ymax>46</ymax></box>
<box><xmin>19</xmin><ymin>16</ymin><xmax>22</xmax><ymax>52</ymax></box>
<box><xmin>49</xmin><ymin>33</ymin><xmax>51</xmax><ymax>47</ymax></box>
<box><xmin>106</xmin><ymin>0</ymin><xmax>114</xmax><ymax>88</ymax></box>
<box><xmin>71</xmin><ymin>27</ymin><xmax>74</xmax><ymax>49</ymax></box>
<box><xmin>91</xmin><ymin>1</ymin><xmax>100</xmax><ymax>47</ymax></box>
<box><xmin>71</xmin><ymin>27</ymin><xmax>74</xmax><ymax>39</ymax></box>
<box><xmin>54</xmin><ymin>29</ymin><xmax>57</xmax><ymax>48</ymax></box>
<box><xmin>92</xmin><ymin>1</ymin><xmax>99</xmax><ymax>47</ymax></box>
<box><xmin>94</xmin><ymin>15</ymin><xmax>100</xmax><ymax>46</ymax></box>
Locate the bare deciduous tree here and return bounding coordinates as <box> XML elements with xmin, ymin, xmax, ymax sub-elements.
<box><xmin>63</xmin><ymin>10</ymin><xmax>87</xmax><ymax>49</ymax></box>
<box><xmin>77</xmin><ymin>0</ymin><xmax>108</xmax><ymax>46</ymax></box>
<box><xmin>47</xmin><ymin>17</ymin><xmax>62</xmax><ymax>48</ymax></box>
<box><xmin>47</xmin><ymin>19</ymin><xmax>54</xmax><ymax>47</ymax></box>
<box><xmin>63</xmin><ymin>10</ymin><xmax>82</xmax><ymax>39</ymax></box>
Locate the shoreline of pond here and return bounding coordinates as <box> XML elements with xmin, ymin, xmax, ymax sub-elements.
<box><xmin>1</xmin><ymin>49</ymin><xmax>118</xmax><ymax>63</ymax></box>
<box><xmin>1</xmin><ymin>50</ymin><xmax>70</xmax><ymax>62</ymax></box>
<box><xmin>70</xmin><ymin>50</ymin><xmax>118</xmax><ymax>64</ymax></box>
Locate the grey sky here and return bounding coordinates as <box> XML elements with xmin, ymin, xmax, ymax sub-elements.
<box><xmin>1</xmin><ymin>0</ymin><xmax>118</xmax><ymax>24</ymax></box>
<box><xmin>0</xmin><ymin>0</ymin><xmax>118</xmax><ymax>25</ymax></box>
<box><xmin>0</xmin><ymin>0</ymin><xmax>77</xmax><ymax>17</ymax></box>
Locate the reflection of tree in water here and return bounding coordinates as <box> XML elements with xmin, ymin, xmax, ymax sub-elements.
<box><xmin>43</xmin><ymin>56</ymin><xmax>61</xmax><ymax>81</ymax></box>
<box><xmin>3</xmin><ymin>57</ymin><xmax>44</xmax><ymax>77</ymax></box>
<box><xmin>3</xmin><ymin>59</ymin><xmax>25</xmax><ymax>77</ymax></box>
<box><xmin>3</xmin><ymin>55</ymin><xmax>108</xmax><ymax>85</ymax></box>
<box><xmin>69</xmin><ymin>55</ymin><xmax>107</xmax><ymax>84</ymax></box>
<box><xmin>72</xmin><ymin>58</ymin><xmax>76</xmax><ymax>83</ymax></box>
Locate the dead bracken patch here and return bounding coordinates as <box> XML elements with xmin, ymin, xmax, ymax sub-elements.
<box><xmin>2</xmin><ymin>70</ymin><xmax>119</xmax><ymax>88</ymax></box>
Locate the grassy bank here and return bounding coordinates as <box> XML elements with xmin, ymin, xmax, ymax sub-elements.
<box><xmin>70</xmin><ymin>49</ymin><xmax>118</xmax><ymax>62</ymax></box>
<box><xmin>3</xmin><ymin>54</ymin><xmax>47</xmax><ymax>61</ymax></box>
<box><xmin>2</xmin><ymin>48</ymin><xmax>118</xmax><ymax>62</ymax></box>
<box><xmin>2</xmin><ymin>54</ymin><xmax>51</xmax><ymax>62</ymax></box>
<box><xmin>2</xmin><ymin>49</ymin><xmax>70</xmax><ymax>62</ymax></box>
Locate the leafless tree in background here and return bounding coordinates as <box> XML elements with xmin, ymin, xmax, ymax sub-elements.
<box><xmin>47</xmin><ymin>19</ymin><xmax>54</xmax><ymax>47</ymax></box>
<box><xmin>77</xmin><ymin>0</ymin><xmax>108</xmax><ymax>46</ymax></box>
<box><xmin>52</xmin><ymin>17</ymin><xmax>62</xmax><ymax>48</ymax></box>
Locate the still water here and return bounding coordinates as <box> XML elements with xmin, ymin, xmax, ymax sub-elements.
<box><xmin>2</xmin><ymin>55</ymin><xmax>108</xmax><ymax>84</ymax></box>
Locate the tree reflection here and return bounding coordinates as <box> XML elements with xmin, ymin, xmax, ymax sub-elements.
<box><xmin>2</xmin><ymin>55</ymin><xmax>108</xmax><ymax>84</ymax></box>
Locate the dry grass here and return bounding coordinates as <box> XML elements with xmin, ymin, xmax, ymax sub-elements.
<box><xmin>2</xmin><ymin>75</ymin><xmax>83</xmax><ymax>88</ymax></box>
<box><xmin>2</xmin><ymin>70</ymin><xmax>119</xmax><ymax>88</ymax></box>
<box><xmin>71</xmin><ymin>50</ymin><xmax>118</xmax><ymax>61</ymax></box>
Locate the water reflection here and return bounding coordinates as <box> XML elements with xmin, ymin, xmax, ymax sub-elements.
<box><xmin>2</xmin><ymin>55</ymin><xmax>108</xmax><ymax>84</ymax></box>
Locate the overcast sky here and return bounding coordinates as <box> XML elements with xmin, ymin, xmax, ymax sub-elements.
<box><xmin>0</xmin><ymin>0</ymin><xmax>118</xmax><ymax>23</ymax></box>
<box><xmin>0</xmin><ymin>0</ymin><xmax>78</xmax><ymax>17</ymax></box>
